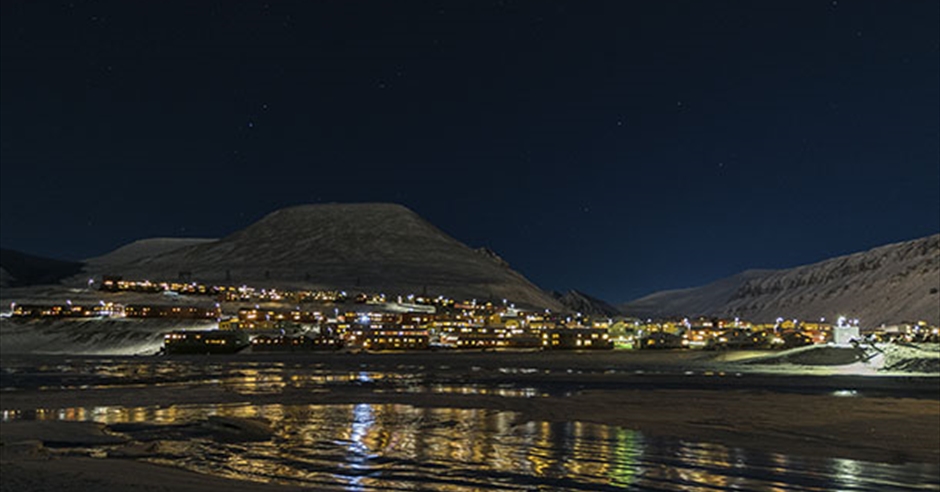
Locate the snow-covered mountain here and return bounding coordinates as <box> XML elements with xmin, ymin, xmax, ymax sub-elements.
<box><xmin>83</xmin><ymin>203</ymin><xmax>564</xmax><ymax>310</ymax></box>
<box><xmin>621</xmin><ymin>234</ymin><xmax>940</xmax><ymax>326</ymax></box>
<box><xmin>619</xmin><ymin>270</ymin><xmax>772</xmax><ymax>320</ymax></box>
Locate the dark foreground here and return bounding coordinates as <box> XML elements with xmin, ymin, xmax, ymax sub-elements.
<box><xmin>1</xmin><ymin>351</ymin><xmax>938</xmax><ymax>491</ymax></box>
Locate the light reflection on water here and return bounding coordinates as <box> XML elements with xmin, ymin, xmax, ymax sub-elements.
<box><xmin>3</xmin><ymin>403</ymin><xmax>938</xmax><ymax>491</ymax></box>
<box><xmin>2</xmin><ymin>358</ymin><xmax>939</xmax><ymax>490</ymax></box>
<box><xmin>3</xmin><ymin>360</ymin><xmax>550</xmax><ymax>398</ymax></box>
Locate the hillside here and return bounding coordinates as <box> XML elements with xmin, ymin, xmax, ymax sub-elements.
<box><xmin>622</xmin><ymin>234</ymin><xmax>940</xmax><ymax>326</ymax></box>
<box><xmin>621</xmin><ymin>270</ymin><xmax>770</xmax><ymax>320</ymax></box>
<box><xmin>0</xmin><ymin>248</ymin><xmax>85</xmax><ymax>287</ymax></box>
<box><xmin>85</xmin><ymin>238</ymin><xmax>215</xmax><ymax>266</ymax></box>
<box><xmin>552</xmin><ymin>290</ymin><xmax>621</xmax><ymax>318</ymax></box>
<box><xmin>83</xmin><ymin>203</ymin><xmax>564</xmax><ymax>310</ymax></box>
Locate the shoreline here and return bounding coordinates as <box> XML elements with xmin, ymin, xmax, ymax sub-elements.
<box><xmin>2</xmin><ymin>389</ymin><xmax>938</xmax><ymax>491</ymax></box>
<box><xmin>2</xmin><ymin>350</ymin><xmax>938</xmax><ymax>490</ymax></box>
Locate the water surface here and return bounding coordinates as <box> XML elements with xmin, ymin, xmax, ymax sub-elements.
<box><xmin>2</xmin><ymin>355</ymin><xmax>938</xmax><ymax>490</ymax></box>
<box><xmin>4</xmin><ymin>402</ymin><xmax>938</xmax><ymax>491</ymax></box>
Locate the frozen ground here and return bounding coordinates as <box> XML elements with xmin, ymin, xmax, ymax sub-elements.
<box><xmin>726</xmin><ymin>343</ymin><xmax>940</xmax><ymax>376</ymax></box>
<box><xmin>881</xmin><ymin>343</ymin><xmax>940</xmax><ymax>373</ymax></box>
<box><xmin>0</xmin><ymin>317</ymin><xmax>216</xmax><ymax>355</ymax></box>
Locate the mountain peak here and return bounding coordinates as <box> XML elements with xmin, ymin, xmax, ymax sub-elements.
<box><xmin>83</xmin><ymin>203</ymin><xmax>563</xmax><ymax>310</ymax></box>
<box><xmin>267</xmin><ymin>202</ymin><xmax>415</xmax><ymax>217</ymax></box>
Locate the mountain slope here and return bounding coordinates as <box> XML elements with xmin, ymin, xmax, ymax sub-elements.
<box><xmin>0</xmin><ymin>267</ymin><xmax>14</xmax><ymax>288</ymax></box>
<box><xmin>621</xmin><ymin>270</ymin><xmax>771</xmax><ymax>320</ymax></box>
<box><xmin>85</xmin><ymin>238</ymin><xmax>215</xmax><ymax>266</ymax></box>
<box><xmin>621</xmin><ymin>234</ymin><xmax>940</xmax><ymax>326</ymax></box>
<box><xmin>0</xmin><ymin>249</ymin><xmax>85</xmax><ymax>287</ymax></box>
<box><xmin>552</xmin><ymin>290</ymin><xmax>621</xmax><ymax>317</ymax></box>
<box><xmin>85</xmin><ymin>203</ymin><xmax>564</xmax><ymax>310</ymax></box>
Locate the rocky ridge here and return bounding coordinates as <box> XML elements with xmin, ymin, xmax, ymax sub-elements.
<box><xmin>622</xmin><ymin>234</ymin><xmax>940</xmax><ymax>326</ymax></box>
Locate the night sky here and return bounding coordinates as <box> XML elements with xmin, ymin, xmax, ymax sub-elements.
<box><xmin>1</xmin><ymin>1</ymin><xmax>938</xmax><ymax>303</ymax></box>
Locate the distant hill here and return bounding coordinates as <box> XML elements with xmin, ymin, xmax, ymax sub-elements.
<box><xmin>0</xmin><ymin>267</ymin><xmax>14</xmax><ymax>288</ymax></box>
<box><xmin>84</xmin><ymin>203</ymin><xmax>564</xmax><ymax>310</ymax></box>
<box><xmin>621</xmin><ymin>234</ymin><xmax>940</xmax><ymax>326</ymax></box>
<box><xmin>0</xmin><ymin>248</ymin><xmax>85</xmax><ymax>287</ymax></box>
<box><xmin>620</xmin><ymin>270</ymin><xmax>771</xmax><ymax>320</ymax></box>
<box><xmin>85</xmin><ymin>237</ymin><xmax>215</xmax><ymax>266</ymax></box>
<box><xmin>552</xmin><ymin>290</ymin><xmax>621</xmax><ymax>318</ymax></box>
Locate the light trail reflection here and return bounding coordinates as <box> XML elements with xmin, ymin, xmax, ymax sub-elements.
<box><xmin>4</xmin><ymin>402</ymin><xmax>936</xmax><ymax>491</ymax></box>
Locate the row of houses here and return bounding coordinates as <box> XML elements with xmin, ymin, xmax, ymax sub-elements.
<box><xmin>169</xmin><ymin>326</ymin><xmax>613</xmax><ymax>353</ymax></box>
<box><xmin>11</xmin><ymin>303</ymin><xmax>219</xmax><ymax>320</ymax></box>
<box><xmin>98</xmin><ymin>276</ymin><xmax>455</xmax><ymax>307</ymax></box>
<box><xmin>215</xmin><ymin>306</ymin><xmax>612</xmax><ymax>350</ymax></box>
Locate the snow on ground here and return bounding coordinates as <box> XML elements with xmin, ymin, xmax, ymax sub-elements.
<box><xmin>731</xmin><ymin>343</ymin><xmax>939</xmax><ymax>374</ymax></box>
<box><xmin>738</xmin><ymin>345</ymin><xmax>865</xmax><ymax>366</ymax></box>
<box><xmin>0</xmin><ymin>317</ymin><xmax>216</xmax><ymax>356</ymax></box>
<box><xmin>881</xmin><ymin>343</ymin><xmax>940</xmax><ymax>373</ymax></box>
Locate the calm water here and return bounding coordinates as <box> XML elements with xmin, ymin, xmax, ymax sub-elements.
<box><xmin>3</xmin><ymin>402</ymin><xmax>939</xmax><ymax>491</ymax></box>
<box><xmin>2</xmin><ymin>356</ymin><xmax>938</xmax><ymax>491</ymax></box>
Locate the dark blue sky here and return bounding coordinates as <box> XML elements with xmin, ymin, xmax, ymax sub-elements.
<box><xmin>1</xmin><ymin>1</ymin><xmax>938</xmax><ymax>302</ymax></box>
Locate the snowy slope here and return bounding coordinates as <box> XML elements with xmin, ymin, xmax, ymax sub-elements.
<box><xmin>621</xmin><ymin>270</ymin><xmax>772</xmax><ymax>320</ymax></box>
<box><xmin>621</xmin><ymin>234</ymin><xmax>940</xmax><ymax>325</ymax></box>
<box><xmin>84</xmin><ymin>203</ymin><xmax>564</xmax><ymax>310</ymax></box>
<box><xmin>723</xmin><ymin>234</ymin><xmax>940</xmax><ymax>325</ymax></box>
<box><xmin>0</xmin><ymin>317</ymin><xmax>215</xmax><ymax>355</ymax></box>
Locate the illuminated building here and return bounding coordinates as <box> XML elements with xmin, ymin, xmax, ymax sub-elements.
<box><xmin>541</xmin><ymin>328</ymin><xmax>613</xmax><ymax>350</ymax></box>
<box><xmin>250</xmin><ymin>334</ymin><xmax>343</xmax><ymax>351</ymax></box>
<box><xmin>125</xmin><ymin>305</ymin><xmax>220</xmax><ymax>320</ymax></box>
<box><xmin>163</xmin><ymin>330</ymin><xmax>250</xmax><ymax>354</ymax></box>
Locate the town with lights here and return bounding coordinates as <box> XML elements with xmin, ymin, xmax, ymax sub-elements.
<box><xmin>8</xmin><ymin>275</ymin><xmax>938</xmax><ymax>355</ymax></box>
